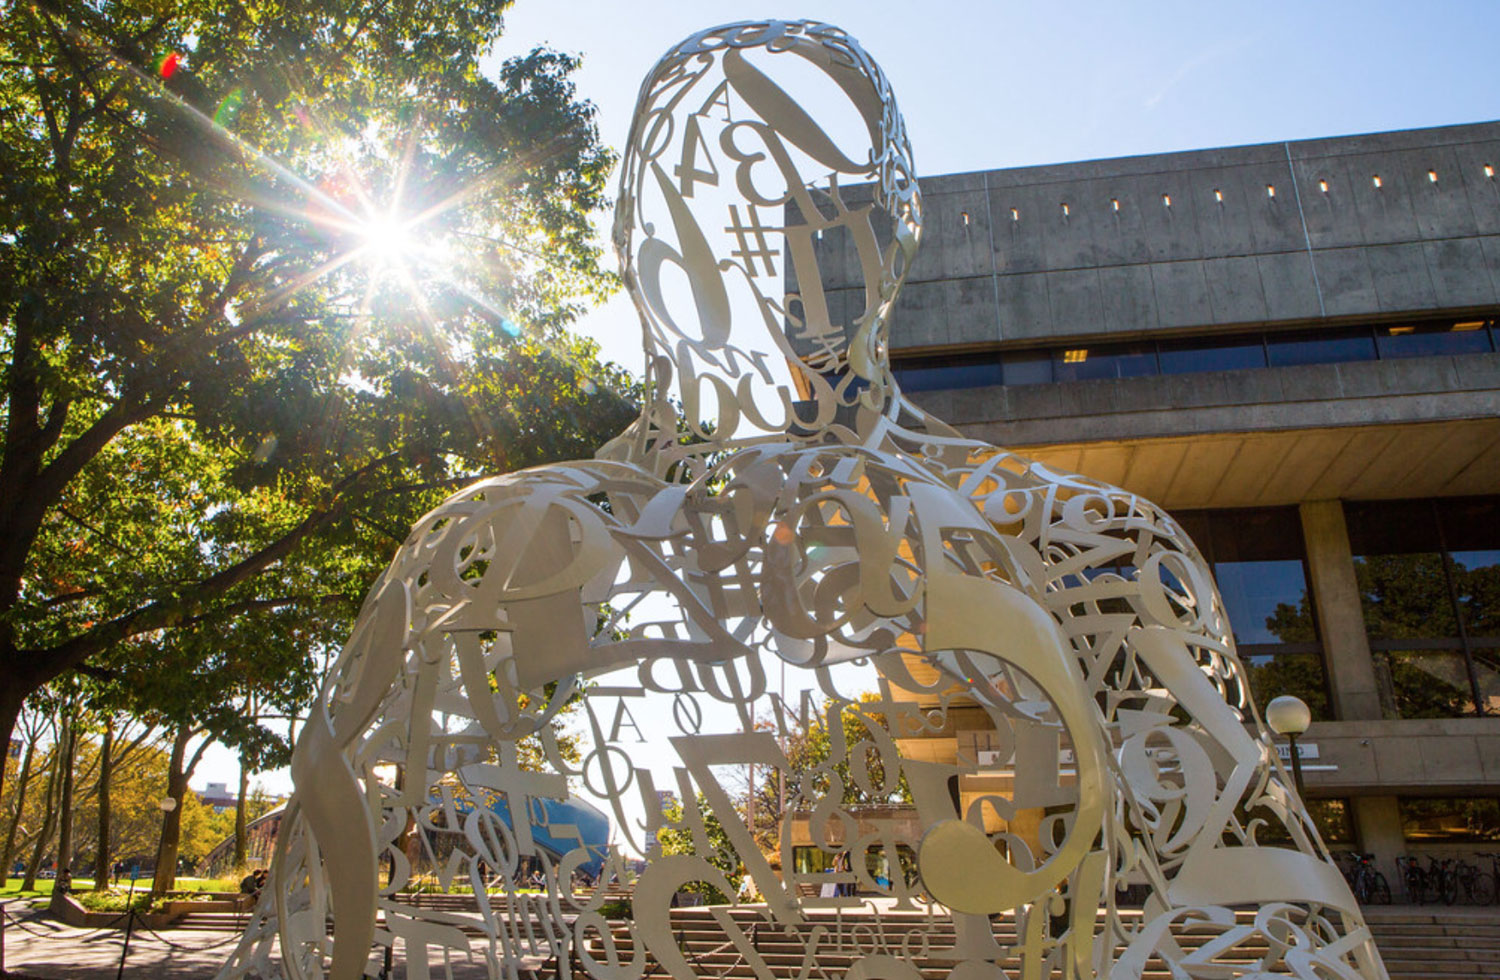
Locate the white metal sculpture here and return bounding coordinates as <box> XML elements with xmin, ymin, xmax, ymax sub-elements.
<box><xmin>218</xmin><ymin>20</ymin><xmax>1389</xmax><ymax>980</ymax></box>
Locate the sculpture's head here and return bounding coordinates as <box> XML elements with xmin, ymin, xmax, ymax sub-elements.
<box><xmin>614</xmin><ymin>21</ymin><xmax>921</xmax><ymax>436</ymax></box>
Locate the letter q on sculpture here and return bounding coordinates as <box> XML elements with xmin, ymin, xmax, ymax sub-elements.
<box><xmin>216</xmin><ymin>20</ymin><xmax>1389</xmax><ymax>980</ymax></box>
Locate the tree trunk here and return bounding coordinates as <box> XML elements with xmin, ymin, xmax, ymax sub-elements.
<box><xmin>0</xmin><ymin>735</ymin><xmax>37</xmax><ymax>880</ymax></box>
<box><xmin>93</xmin><ymin>717</ymin><xmax>113</xmax><ymax>890</ymax></box>
<box><xmin>233</xmin><ymin>749</ymin><xmax>249</xmax><ymax>869</ymax></box>
<box><xmin>0</xmin><ymin>679</ymin><xmax>23</xmax><ymax>804</ymax></box>
<box><xmin>21</xmin><ymin>738</ymin><xmax>62</xmax><ymax>891</ymax></box>
<box><xmin>52</xmin><ymin>716</ymin><xmax>77</xmax><ymax>881</ymax></box>
<box><xmin>151</xmin><ymin>726</ymin><xmax>191</xmax><ymax>894</ymax></box>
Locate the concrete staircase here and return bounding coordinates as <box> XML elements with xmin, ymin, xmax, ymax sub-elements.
<box><xmin>1363</xmin><ymin>906</ymin><xmax>1500</xmax><ymax>979</ymax></box>
<box><xmin>592</xmin><ymin>906</ymin><xmax>1265</xmax><ymax>979</ymax></box>
<box><xmin>593</xmin><ymin>906</ymin><xmax>1500</xmax><ymax>980</ymax></box>
<box><xmin>166</xmin><ymin>890</ymin><xmax>480</xmax><ymax>932</ymax></box>
<box><xmin>166</xmin><ymin>897</ymin><xmax>1500</xmax><ymax>978</ymax></box>
<box><xmin>166</xmin><ymin>908</ymin><xmax>257</xmax><ymax>932</ymax></box>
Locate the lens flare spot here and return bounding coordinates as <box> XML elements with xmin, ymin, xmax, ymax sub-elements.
<box><xmin>499</xmin><ymin>317</ymin><xmax>521</xmax><ymax>338</ymax></box>
<box><xmin>214</xmin><ymin>89</ymin><xmax>244</xmax><ymax>127</ymax></box>
<box><xmin>772</xmin><ymin>523</ymin><xmax>795</xmax><ymax>545</ymax></box>
<box><xmin>157</xmin><ymin>52</ymin><xmax>181</xmax><ymax>79</ymax></box>
<box><xmin>252</xmin><ymin>434</ymin><xmax>278</xmax><ymax>463</ymax></box>
<box><xmin>581</xmin><ymin>378</ymin><xmax>597</xmax><ymax>395</ymax></box>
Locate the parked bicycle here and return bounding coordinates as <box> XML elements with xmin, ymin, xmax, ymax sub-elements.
<box><xmin>1398</xmin><ymin>855</ymin><xmax>1427</xmax><ymax>904</ymax></box>
<box><xmin>1478</xmin><ymin>853</ymin><xmax>1500</xmax><ymax>906</ymax></box>
<box><xmin>1451</xmin><ymin>855</ymin><xmax>1493</xmax><ymax>905</ymax></box>
<box><xmin>1425</xmin><ymin>855</ymin><xmax>1459</xmax><ymax>905</ymax></box>
<box><xmin>1339</xmin><ymin>852</ymin><xmax>1391</xmax><ymax>905</ymax></box>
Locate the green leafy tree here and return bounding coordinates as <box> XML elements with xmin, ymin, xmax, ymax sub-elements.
<box><xmin>1266</xmin><ymin>553</ymin><xmax>1500</xmax><ymax>718</ymax></box>
<box><xmin>739</xmin><ymin>693</ymin><xmax>913</xmax><ymax>861</ymax></box>
<box><xmin>654</xmin><ymin>793</ymin><xmax>740</xmax><ymax>905</ymax></box>
<box><xmin>0</xmin><ymin>0</ymin><xmax>637</xmax><ymax>799</ymax></box>
<box><xmin>1354</xmin><ymin>554</ymin><xmax>1459</xmax><ymax>639</ymax></box>
<box><xmin>780</xmin><ymin>694</ymin><xmax>912</xmax><ymax>809</ymax></box>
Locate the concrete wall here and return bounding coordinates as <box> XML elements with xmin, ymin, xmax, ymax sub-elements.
<box><xmin>1299</xmin><ymin>718</ymin><xmax>1500</xmax><ymax>796</ymax></box>
<box><xmin>813</xmin><ymin>121</ymin><xmax>1500</xmax><ymax>350</ymax></box>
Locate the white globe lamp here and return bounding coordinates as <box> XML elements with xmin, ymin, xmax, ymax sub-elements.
<box><xmin>1266</xmin><ymin>695</ymin><xmax>1312</xmax><ymax>797</ymax></box>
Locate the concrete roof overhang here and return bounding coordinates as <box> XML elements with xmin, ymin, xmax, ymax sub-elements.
<box><xmin>1010</xmin><ymin>416</ymin><xmax>1500</xmax><ymax>510</ymax></box>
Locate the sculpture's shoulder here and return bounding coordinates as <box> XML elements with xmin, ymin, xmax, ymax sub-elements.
<box><xmin>886</xmin><ymin>436</ymin><xmax>1208</xmax><ymax>564</ymax></box>
<box><xmin>377</xmin><ymin>458</ymin><xmax>666</xmax><ymax>575</ymax></box>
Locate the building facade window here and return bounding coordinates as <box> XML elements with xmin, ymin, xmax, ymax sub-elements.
<box><xmin>1266</xmin><ymin>327</ymin><xmax>1377</xmax><ymax>367</ymax></box>
<box><xmin>1399</xmin><ymin>797</ymin><xmax>1500</xmax><ymax>843</ymax></box>
<box><xmin>1175</xmin><ymin>507</ymin><xmax>1332</xmax><ymax>720</ymax></box>
<box><xmin>1051</xmin><ymin>342</ymin><xmax>1157</xmax><ymax>382</ymax></box>
<box><xmin>1244</xmin><ymin>798</ymin><xmax>1356</xmax><ymax>848</ymax></box>
<box><xmin>890</xmin><ymin>314</ymin><xmax>1500</xmax><ymax>392</ymax></box>
<box><xmin>1344</xmin><ymin>497</ymin><xmax>1500</xmax><ymax>719</ymax></box>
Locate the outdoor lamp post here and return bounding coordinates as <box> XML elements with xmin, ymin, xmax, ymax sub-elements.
<box><xmin>1266</xmin><ymin>694</ymin><xmax>1312</xmax><ymax>799</ymax></box>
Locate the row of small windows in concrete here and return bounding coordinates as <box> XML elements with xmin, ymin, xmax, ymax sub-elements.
<box><xmin>974</xmin><ymin>164</ymin><xmax>1498</xmax><ymax>224</ymax></box>
<box><xmin>891</xmin><ymin>315</ymin><xmax>1500</xmax><ymax>391</ymax></box>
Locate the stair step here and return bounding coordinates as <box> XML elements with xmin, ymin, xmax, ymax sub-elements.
<box><xmin>166</xmin><ymin>895</ymin><xmax>1497</xmax><ymax>980</ymax></box>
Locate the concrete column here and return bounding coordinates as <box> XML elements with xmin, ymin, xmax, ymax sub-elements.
<box><xmin>1299</xmin><ymin>500</ymin><xmax>1384</xmax><ymax>721</ymax></box>
<box><xmin>1351</xmin><ymin>795</ymin><xmax>1405</xmax><ymax>881</ymax></box>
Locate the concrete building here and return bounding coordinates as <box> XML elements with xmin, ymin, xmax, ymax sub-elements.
<box><xmin>819</xmin><ymin>121</ymin><xmax>1500</xmax><ymax>874</ymax></box>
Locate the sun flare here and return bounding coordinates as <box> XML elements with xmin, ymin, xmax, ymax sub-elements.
<box><xmin>358</xmin><ymin>213</ymin><xmax>414</xmax><ymax>266</ymax></box>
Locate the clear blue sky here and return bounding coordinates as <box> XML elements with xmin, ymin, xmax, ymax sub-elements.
<box><xmin>198</xmin><ymin>0</ymin><xmax>1500</xmax><ymax>797</ymax></box>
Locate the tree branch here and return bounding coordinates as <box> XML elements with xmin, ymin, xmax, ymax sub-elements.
<box><xmin>31</xmin><ymin>451</ymin><xmax>403</xmax><ymax>681</ymax></box>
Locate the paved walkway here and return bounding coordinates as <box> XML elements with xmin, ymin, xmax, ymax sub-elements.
<box><xmin>1</xmin><ymin>901</ymin><xmax>267</xmax><ymax>980</ymax></box>
<box><xmin>0</xmin><ymin>901</ymin><xmax>512</xmax><ymax>979</ymax></box>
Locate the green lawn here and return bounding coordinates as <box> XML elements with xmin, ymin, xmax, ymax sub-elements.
<box><xmin>1</xmin><ymin>876</ymin><xmax>64</xmax><ymax>900</ymax></box>
<box><xmin>2</xmin><ymin>877</ymin><xmax>68</xmax><ymax>899</ymax></box>
<box><xmin>1</xmin><ymin>876</ymin><xmax>238</xmax><ymax>900</ymax></box>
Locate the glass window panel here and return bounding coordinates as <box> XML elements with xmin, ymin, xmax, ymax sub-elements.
<box><xmin>1242</xmin><ymin>652</ymin><xmax>1331</xmax><ymax>719</ymax></box>
<box><xmin>1353</xmin><ymin>553</ymin><xmax>1459</xmax><ymax>640</ymax></box>
<box><xmin>1267</xmin><ymin>329</ymin><xmax>1376</xmax><ymax>367</ymax></box>
<box><xmin>891</xmin><ymin>365</ymin><xmax>944</xmax><ymax>392</ymax></box>
<box><xmin>1216</xmin><ymin>560</ymin><xmax>1315</xmax><ymax>646</ymax></box>
<box><xmin>893</xmin><ymin>359</ymin><xmax>1002</xmax><ymax>392</ymax></box>
<box><xmin>1001</xmin><ymin>351</ymin><xmax>1053</xmax><ymax>386</ymax></box>
<box><xmin>1436</xmin><ymin>498</ymin><xmax>1500</xmax><ymax>639</ymax></box>
<box><xmin>792</xmin><ymin>846</ymin><xmax>836</xmax><ymax>875</ymax></box>
<box><xmin>1451</xmin><ymin>550</ymin><xmax>1500</xmax><ymax>640</ymax></box>
<box><xmin>1078</xmin><ymin>563</ymin><xmax>1138</xmax><ymax>616</ymax></box>
<box><xmin>1159</xmin><ymin>335</ymin><xmax>1267</xmax><ymax>374</ymax></box>
<box><xmin>1374</xmin><ymin>650</ymin><xmax>1476</xmax><ymax>718</ymax></box>
<box><xmin>1314</xmin><ymin>798</ymin><xmax>1362</xmax><ymax>846</ymax></box>
<box><xmin>1376</xmin><ymin>321</ymin><xmax>1495</xmax><ymax>359</ymax></box>
<box><xmin>1399</xmin><ymin>798</ymin><xmax>1500</xmax><ymax>843</ymax></box>
<box><xmin>1475</xmin><ymin>648</ymin><xmax>1500</xmax><ymax>716</ymax></box>
<box><xmin>1236</xmin><ymin>798</ymin><xmax>1351</xmax><ymax>847</ymax></box>
<box><xmin>1052</xmin><ymin>344</ymin><xmax>1158</xmax><ymax>382</ymax></box>
<box><xmin>1311</xmin><ymin>799</ymin><xmax>1356</xmax><ymax>846</ymax></box>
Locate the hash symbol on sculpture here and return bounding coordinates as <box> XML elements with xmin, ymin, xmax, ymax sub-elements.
<box><xmin>217</xmin><ymin>20</ymin><xmax>1389</xmax><ymax>980</ymax></box>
